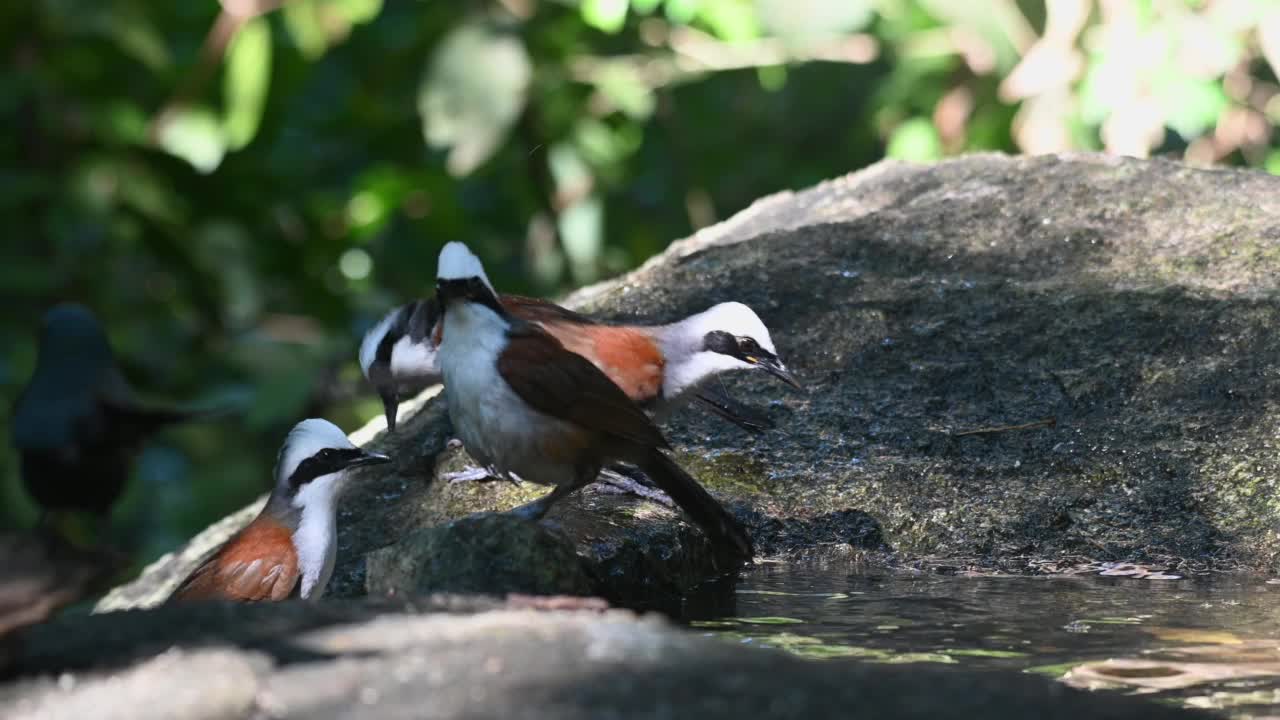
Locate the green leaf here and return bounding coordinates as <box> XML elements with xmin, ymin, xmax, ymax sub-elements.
<box><xmin>595</xmin><ymin>63</ymin><xmax>655</xmax><ymax>119</ymax></box>
<box><xmin>886</xmin><ymin>117</ymin><xmax>942</xmax><ymax>162</ymax></box>
<box><xmin>284</xmin><ymin>0</ymin><xmax>327</xmax><ymax>59</ymax></box>
<box><xmin>333</xmin><ymin>0</ymin><xmax>383</xmax><ymax>25</ymax></box>
<box><xmin>582</xmin><ymin>0</ymin><xmax>630</xmax><ymax>34</ymax></box>
<box><xmin>1265</xmin><ymin>149</ymin><xmax>1280</xmax><ymax>175</ymax></box>
<box><xmin>223</xmin><ymin>17</ymin><xmax>273</xmax><ymax>151</ymax></box>
<box><xmin>157</xmin><ymin>107</ymin><xmax>226</xmax><ymax>174</ymax></box>
<box><xmin>698</xmin><ymin>0</ymin><xmax>761</xmax><ymax>42</ymax></box>
<box><xmin>665</xmin><ymin>0</ymin><xmax>702</xmax><ymax>24</ymax></box>
<box><xmin>418</xmin><ymin>23</ymin><xmax>532</xmax><ymax>176</ymax></box>
<box><xmin>1155</xmin><ymin>73</ymin><xmax>1227</xmax><ymax>140</ymax></box>
<box><xmin>757</xmin><ymin>64</ymin><xmax>786</xmax><ymax>91</ymax></box>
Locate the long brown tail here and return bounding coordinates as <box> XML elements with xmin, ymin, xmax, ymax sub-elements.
<box><xmin>635</xmin><ymin>449</ymin><xmax>754</xmax><ymax>562</ymax></box>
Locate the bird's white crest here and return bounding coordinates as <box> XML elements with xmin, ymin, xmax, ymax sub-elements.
<box><xmin>358</xmin><ymin>306</ymin><xmax>402</xmax><ymax>377</ymax></box>
<box><xmin>276</xmin><ymin>418</ymin><xmax>357</xmax><ymax>485</ymax></box>
<box><xmin>677</xmin><ymin>302</ymin><xmax>778</xmax><ymax>354</ymax></box>
<box><xmin>437</xmin><ymin>241</ymin><xmax>496</xmax><ymax>294</ymax></box>
<box><xmin>654</xmin><ymin>302</ymin><xmax>781</xmax><ymax>401</ymax></box>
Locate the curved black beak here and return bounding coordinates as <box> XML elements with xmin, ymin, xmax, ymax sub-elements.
<box><xmin>379</xmin><ymin>387</ymin><xmax>401</xmax><ymax>432</ymax></box>
<box><xmin>347</xmin><ymin>449</ymin><xmax>392</xmax><ymax>469</ymax></box>
<box><xmin>751</xmin><ymin>355</ymin><xmax>802</xmax><ymax>390</ymax></box>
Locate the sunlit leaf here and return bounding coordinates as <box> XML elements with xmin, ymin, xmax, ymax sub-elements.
<box><xmin>582</xmin><ymin>0</ymin><xmax>630</xmax><ymax>34</ymax></box>
<box><xmin>419</xmin><ymin>23</ymin><xmax>532</xmax><ymax>176</ymax></box>
<box><xmin>665</xmin><ymin>0</ymin><xmax>701</xmax><ymax>24</ymax></box>
<box><xmin>1266</xmin><ymin>150</ymin><xmax>1280</xmax><ymax>175</ymax></box>
<box><xmin>698</xmin><ymin>0</ymin><xmax>761</xmax><ymax>42</ymax></box>
<box><xmin>223</xmin><ymin>17</ymin><xmax>273</xmax><ymax>151</ymax></box>
<box><xmin>915</xmin><ymin>0</ymin><xmax>1024</xmax><ymax>73</ymax></box>
<box><xmin>283</xmin><ymin>0</ymin><xmax>327</xmax><ymax>59</ymax></box>
<box><xmin>886</xmin><ymin>117</ymin><xmax>942</xmax><ymax>162</ymax></box>
<box><xmin>632</xmin><ymin>0</ymin><xmax>662</xmax><ymax>13</ymax></box>
<box><xmin>595</xmin><ymin>63</ymin><xmax>655</xmax><ymax>118</ymax></box>
<box><xmin>156</xmin><ymin>107</ymin><xmax>226</xmax><ymax>174</ymax></box>
<box><xmin>755</xmin><ymin>0</ymin><xmax>873</xmax><ymax>45</ymax></box>
<box><xmin>559</xmin><ymin>195</ymin><xmax>603</xmax><ymax>284</ymax></box>
<box><xmin>1154</xmin><ymin>72</ymin><xmax>1227</xmax><ymax>140</ymax></box>
<box><xmin>757</xmin><ymin>64</ymin><xmax>786</xmax><ymax>91</ymax></box>
<box><xmin>333</xmin><ymin>0</ymin><xmax>383</xmax><ymax>25</ymax></box>
<box><xmin>575</xmin><ymin>119</ymin><xmax>642</xmax><ymax>171</ymax></box>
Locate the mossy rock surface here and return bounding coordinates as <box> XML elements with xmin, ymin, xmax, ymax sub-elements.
<box><xmin>101</xmin><ymin>154</ymin><xmax>1280</xmax><ymax>613</ymax></box>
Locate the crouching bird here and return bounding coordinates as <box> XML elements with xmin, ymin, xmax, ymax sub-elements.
<box><xmin>360</xmin><ymin>292</ymin><xmax>799</xmax><ymax>434</ymax></box>
<box><xmin>11</xmin><ymin>304</ymin><xmax>227</xmax><ymax>535</ymax></box>
<box><xmin>432</xmin><ymin>241</ymin><xmax>754</xmax><ymax>563</ymax></box>
<box><xmin>169</xmin><ymin>419</ymin><xmax>389</xmax><ymax>602</ymax></box>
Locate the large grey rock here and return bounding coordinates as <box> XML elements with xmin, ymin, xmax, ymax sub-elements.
<box><xmin>366</xmin><ymin>515</ymin><xmax>597</xmax><ymax>599</ymax></box>
<box><xmin>3</xmin><ymin>599</ymin><xmax>1210</xmax><ymax>719</ymax></box>
<box><xmin>103</xmin><ymin>153</ymin><xmax>1280</xmax><ymax>613</ymax></box>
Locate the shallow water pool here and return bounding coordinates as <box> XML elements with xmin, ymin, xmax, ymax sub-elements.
<box><xmin>698</xmin><ymin>563</ymin><xmax>1280</xmax><ymax>716</ymax></box>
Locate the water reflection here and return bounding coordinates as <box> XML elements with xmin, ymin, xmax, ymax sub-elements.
<box><xmin>697</xmin><ymin>563</ymin><xmax>1280</xmax><ymax>716</ymax></box>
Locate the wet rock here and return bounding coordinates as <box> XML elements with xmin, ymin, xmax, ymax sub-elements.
<box><xmin>3</xmin><ymin>599</ymin><xmax>1210</xmax><ymax>720</ymax></box>
<box><xmin>103</xmin><ymin>154</ymin><xmax>1280</xmax><ymax>613</ymax></box>
<box><xmin>366</xmin><ymin>515</ymin><xmax>596</xmax><ymax>598</ymax></box>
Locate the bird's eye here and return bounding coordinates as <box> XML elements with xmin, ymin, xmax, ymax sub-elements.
<box><xmin>738</xmin><ymin>337</ymin><xmax>760</xmax><ymax>353</ymax></box>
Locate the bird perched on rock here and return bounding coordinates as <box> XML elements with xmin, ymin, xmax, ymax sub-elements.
<box><xmin>11</xmin><ymin>304</ymin><xmax>226</xmax><ymax>534</ymax></box>
<box><xmin>430</xmin><ymin>241</ymin><xmax>754</xmax><ymax>562</ymax></box>
<box><xmin>360</xmin><ymin>294</ymin><xmax>797</xmax><ymax>434</ymax></box>
<box><xmin>169</xmin><ymin>419</ymin><xmax>389</xmax><ymax>602</ymax></box>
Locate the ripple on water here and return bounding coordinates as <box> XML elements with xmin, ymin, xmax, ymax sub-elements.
<box><xmin>697</xmin><ymin>564</ymin><xmax>1280</xmax><ymax>718</ymax></box>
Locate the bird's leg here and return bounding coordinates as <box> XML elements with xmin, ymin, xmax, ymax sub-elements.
<box><xmin>505</xmin><ymin>473</ymin><xmax>592</xmax><ymax>521</ymax></box>
<box><xmin>595</xmin><ymin>464</ymin><xmax>675</xmax><ymax>507</ymax></box>
<box><xmin>440</xmin><ymin>439</ymin><xmax>523</xmax><ymax>486</ymax></box>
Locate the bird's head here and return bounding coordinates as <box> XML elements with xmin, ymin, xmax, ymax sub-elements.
<box><xmin>272</xmin><ymin>419</ymin><xmax>390</xmax><ymax>514</ymax></box>
<box><xmin>434</xmin><ymin>242</ymin><xmax>505</xmax><ymax>316</ymax></box>
<box><xmin>359</xmin><ymin>300</ymin><xmax>440</xmax><ymax>431</ymax></box>
<box><xmin>37</xmin><ymin>303</ymin><xmax>114</xmax><ymax>371</ymax></box>
<box><xmin>681</xmin><ymin>302</ymin><xmax>801</xmax><ymax>390</ymax></box>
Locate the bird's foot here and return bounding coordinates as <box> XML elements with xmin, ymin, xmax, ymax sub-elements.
<box><xmin>596</xmin><ymin>468</ymin><xmax>674</xmax><ymax>507</ymax></box>
<box><xmin>442</xmin><ymin>467</ymin><xmax>495</xmax><ymax>485</ymax></box>
<box><xmin>442</xmin><ymin>466</ymin><xmax>523</xmax><ymax>486</ymax></box>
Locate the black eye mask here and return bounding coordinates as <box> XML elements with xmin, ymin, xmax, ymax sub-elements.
<box><xmin>289</xmin><ymin>447</ymin><xmax>368</xmax><ymax>486</ymax></box>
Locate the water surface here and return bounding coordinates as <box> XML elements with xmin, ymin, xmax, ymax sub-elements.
<box><xmin>701</xmin><ymin>563</ymin><xmax>1280</xmax><ymax>716</ymax></box>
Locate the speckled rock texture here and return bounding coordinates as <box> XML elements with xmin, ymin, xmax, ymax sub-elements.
<box><xmin>3</xmin><ymin>599</ymin><xmax>1210</xmax><ymax>720</ymax></box>
<box><xmin>100</xmin><ymin>153</ymin><xmax>1280</xmax><ymax>614</ymax></box>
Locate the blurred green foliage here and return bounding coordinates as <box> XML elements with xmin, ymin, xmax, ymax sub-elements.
<box><xmin>2</xmin><ymin>0</ymin><xmax>1278</xmax><ymax>565</ymax></box>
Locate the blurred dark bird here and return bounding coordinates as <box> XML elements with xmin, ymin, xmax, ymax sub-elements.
<box><xmin>11</xmin><ymin>303</ymin><xmax>225</xmax><ymax>526</ymax></box>
<box><xmin>430</xmin><ymin>242</ymin><xmax>753</xmax><ymax>564</ymax></box>
<box><xmin>169</xmin><ymin>419</ymin><xmax>389</xmax><ymax>602</ymax></box>
<box><xmin>360</xmin><ymin>294</ymin><xmax>798</xmax><ymax>433</ymax></box>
